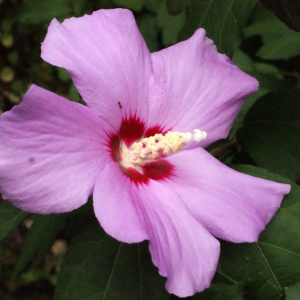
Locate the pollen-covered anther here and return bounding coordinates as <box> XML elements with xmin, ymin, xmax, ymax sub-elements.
<box><xmin>121</xmin><ymin>129</ymin><xmax>207</xmax><ymax>168</ymax></box>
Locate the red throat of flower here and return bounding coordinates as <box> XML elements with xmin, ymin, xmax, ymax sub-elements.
<box><xmin>109</xmin><ymin>117</ymin><xmax>174</xmax><ymax>185</ymax></box>
<box><xmin>109</xmin><ymin>116</ymin><xmax>207</xmax><ymax>185</ymax></box>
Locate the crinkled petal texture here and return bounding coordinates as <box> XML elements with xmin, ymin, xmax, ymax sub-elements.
<box><xmin>165</xmin><ymin>148</ymin><xmax>291</xmax><ymax>243</ymax></box>
<box><xmin>41</xmin><ymin>9</ymin><xmax>152</xmax><ymax>130</ymax></box>
<box><xmin>0</xmin><ymin>85</ymin><xmax>113</xmax><ymax>213</ymax></box>
<box><xmin>148</xmin><ymin>29</ymin><xmax>259</xmax><ymax>148</ymax></box>
<box><xmin>93</xmin><ymin>163</ymin><xmax>220</xmax><ymax>298</ymax></box>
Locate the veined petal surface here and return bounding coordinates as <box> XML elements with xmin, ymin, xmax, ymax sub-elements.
<box><xmin>41</xmin><ymin>9</ymin><xmax>152</xmax><ymax>130</ymax></box>
<box><xmin>148</xmin><ymin>29</ymin><xmax>259</xmax><ymax>148</ymax></box>
<box><xmin>134</xmin><ymin>181</ymin><xmax>220</xmax><ymax>297</ymax></box>
<box><xmin>0</xmin><ymin>85</ymin><xmax>113</xmax><ymax>213</ymax></box>
<box><xmin>165</xmin><ymin>148</ymin><xmax>291</xmax><ymax>243</ymax></box>
<box><xmin>93</xmin><ymin>162</ymin><xmax>148</xmax><ymax>243</ymax></box>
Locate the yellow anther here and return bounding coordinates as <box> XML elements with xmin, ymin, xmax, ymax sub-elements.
<box><xmin>121</xmin><ymin>129</ymin><xmax>207</xmax><ymax>168</ymax></box>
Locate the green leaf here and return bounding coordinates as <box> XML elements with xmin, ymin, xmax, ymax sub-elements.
<box><xmin>178</xmin><ymin>0</ymin><xmax>258</xmax><ymax>57</ymax></box>
<box><xmin>69</xmin><ymin>84</ymin><xmax>84</xmax><ymax>104</ymax></box>
<box><xmin>18</xmin><ymin>0</ymin><xmax>72</xmax><ymax>24</ymax></box>
<box><xmin>144</xmin><ymin>0</ymin><xmax>162</xmax><ymax>13</ymax></box>
<box><xmin>285</xmin><ymin>282</ymin><xmax>300</xmax><ymax>300</ymax></box>
<box><xmin>71</xmin><ymin>0</ymin><xmax>89</xmax><ymax>17</ymax></box>
<box><xmin>166</xmin><ymin>0</ymin><xmax>187</xmax><ymax>15</ymax></box>
<box><xmin>245</xmin><ymin>6</ymin><xmax>300</xmax><ymax>59</ymax></box>
<box><xmin>236</xmin><ymin>89</ymin><xmax>300</xmax><ymax>181</ymax></box>
<box><xmin>13</xmin><ymin>214</ymin><xmax>66</xmax><ymax>277</ymax></box>
<box><xmin>194</xmin><ymin>282</ymin><xmax>243</xmax><ymax>300</ymax></box>
<box><xmin>112</xmin><ymin>0</ymin><xmax>144</xmax><ymax>11</ymax></box>
<box><xmin>136</xmin><ymin>13</ymin><xmax>159</xmax><ymax>52</ymax></box>
<box><xmin>57</xmin><ymin>68</ymin><xmax>71</xmax><ymax>83</ymax></box>
<box><xmin>54</xmin><ymin>220</ymin><xmax>168</xmax><ymax>300</ymax></box>
<box><xmin>231</xmin><ymin>49</ymin><xmax>285</xmax><ymax>134</ymax></box>
<box><xmin>218</xmin><ymin>165</ymin><xmax>300</xmax><ymax>300</ymax></box>
<box><xmin>0</xmin><ymin>202</ymin><xmax>29</xmax><ymax>243</ymax></box>
<box><xmin>158</xmin><ymin>2</ymin><xmax>185</xmax><ymax>46</ymax></box>
<box><xmin>232</xmin><ymin>49</ymin><xmax>284</xmax><ymax>94</ymax></box>
<box><xmin>260</xmin><ymin>0</ymin><xmax>300</xmax><ymax>31</ymax></box>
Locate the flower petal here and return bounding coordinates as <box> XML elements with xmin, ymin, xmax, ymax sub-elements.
<box><xmin>93</xmin><ymin>162</ymin><xmax>148</xmax><ymax>243</ymax></box>
<box><xmin>165</xmin><ymin>148</ymin><xmax>291</xmax><ymax>243</ymax></box>
<box><xmin>93</xmin><ymin>162</ymin><xmax>220</xmax><ymax>297</ymax></box>
<box><xmin>148</xmin><ymin>29</ymin><xmax>258</xmax><ymax>148</ymax></box>
<box><xmin>134</xmin><ymin>181</ymin><xmax>220</xmax><ymax>297</ymax></box>
<box><xmin>41</xmin><ymin>9</ymin><xmax>152</xmax><ymax>130</ymax></box>
<box><xmin>0</xmin><ymin>85</ymin><xmax>113</xmax><ymax>213</ymax></box>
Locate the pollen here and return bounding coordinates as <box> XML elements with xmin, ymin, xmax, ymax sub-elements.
<box><xmin>121</xmin><ymin>129</ymin><xmax>207</xmax><ymax>168</ymax></box>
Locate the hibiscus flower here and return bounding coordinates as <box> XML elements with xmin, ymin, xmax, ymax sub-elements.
<box><xmin>0</xmin><ymin>9</ymin><xmax>290</xmax><ymax>298</ymax></box>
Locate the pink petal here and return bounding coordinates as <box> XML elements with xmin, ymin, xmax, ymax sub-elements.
<box><xmin>134</xmin><ymin>181</ymin><xmax>220</xmax><ymax>297</ymax></box>
<box><xmin>93</xmin><ymin>162</ymin><xmax>148</xmax><ymax>243</ymax></box>
<box><xmin>92</xmin><ymin>162</ymin><xmax>220</xmax><ymax>297</ymax></box>
<box><xmin>148</xmin><ymin>29</ymin><xmax>258</xmax><ymax>148</ymax></box>
<box><xmin>0</xmin><ymin>85</ymin><xmax>113</xmax><ymax>213</ymax></box>
<box><xmin>165</xmin><ymin>148</ymin><xmax>291</xmax><ymax>243</ymax></box>
<box><xmin>41</xmin><ymin>9</ymin><xmax>152</xmax><ymax>130</ymax></box>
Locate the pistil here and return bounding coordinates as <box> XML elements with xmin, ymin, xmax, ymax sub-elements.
<box><xmin>121</xmin><ymin>129</ymin><xmax>207</xmax><ymax>169</ymax></box>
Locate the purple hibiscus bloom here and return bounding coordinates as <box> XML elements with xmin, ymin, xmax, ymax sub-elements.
<box><xmin>0</xmin><ymin>9</ymin><xmax>290</xmax><ymax>298</ymax></box>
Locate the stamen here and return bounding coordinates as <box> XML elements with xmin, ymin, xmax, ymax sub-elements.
<box><xmin>121</xmin><ymin>129</ymin><xmax>207</xmax><ymax>168</ymax></box>
<box><xmin>193</xmin><ymin>129</ymin><xmax>207</xmax><ymax>142</ymax></box>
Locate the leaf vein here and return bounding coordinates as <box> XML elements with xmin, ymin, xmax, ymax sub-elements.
<box><xmin>255</xmin><ymin>243</ymin><xmax>283</xmax><ymax>293</ymax></box>
<box><xmin>258</xmin><ymin>241</ymin><xmax>300</xmax><ymax>258</ymax></box>
<box><xmin>103</xmin><ymin>243</ymin><xmax>123</xmax><ymax>299</ymax></box>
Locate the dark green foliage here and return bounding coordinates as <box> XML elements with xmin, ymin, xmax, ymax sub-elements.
<box><xmin>285</xmin><ymin>282</ymin><xmax>300</xmax><ymax>300</ymax></box>
<box><xmin>54</xmin><ymin>219</ymin><xmax>168</xmax><ymax>300</ymax></box>
<box><xmin>18</xmin><ymin>0</ymin><xmax>72</xmax><ymax>24</ymax></box>
<box><xmin>136</xmin><ymin>13</ymin><xmax>159</xmax><ymax>52</ymax></box>
<box><xmin>194</xmin><ymin>283</ymin><xmax>243</xmax><ymax>300</ymax></box>
<box><xmin>0</xmin><ymin>202</ymin><xmax>29</xmax><ymax>243</ymax></box>
<box><xmin>178</xmin><ymin>0</ymin><xmax>258</xmax><ymax>57</ymax></box>
<box><xmin>13</xmin><ymin>214</ymin><xmax>66</xmax><ymax>277</ymax></box>
<box><xmin>158</xmin><ymin>2</ymin><xmax>185</xmax><ymax>46</ymax></box>
<box><xmin>113</xmin><ymin>0</ymin><xmax>144</xmax><ymax>11</ymax></box>
<box><xmin>166</xmin><ymin>0</ymin><xmax>186</xmax><ymax>15</ymax></box>
<box><xmin>218</xmin><ymin>166</ymin><xmax>300</xmax><ymax>300</ymax></box>
<box><xmin>237</xmin><ymin>89</ymin><xmax>300</xmax><ymax>182</ymax></box>
<box><xmin>260</xmin><ymin>0</ymin><xmax>300</xmax><ymax>31</ymax></box>
<box><xmin>245</xmin><ymin>5</ymin><xmax>300</xmax><ymax>60</ymax></box>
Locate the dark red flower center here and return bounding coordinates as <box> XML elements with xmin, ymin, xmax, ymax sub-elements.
<box><xmin>109</xmin><ymin>117</ymin><xmax>174</xmax><ymax>185</ymax></box>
